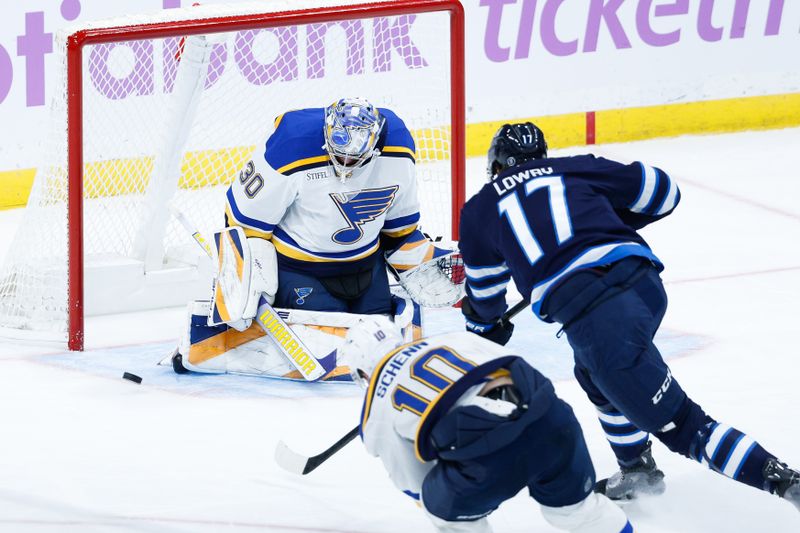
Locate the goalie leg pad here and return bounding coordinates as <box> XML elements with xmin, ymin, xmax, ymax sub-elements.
<box><xmin>178</xmin><ymin>302</ymin><xmax>406</xmax><ymax>381</ymax></box>
<box><xmin>180</xmin><ymin>300</ymin><xmax>283</xmax><ymax>375</ymax></box>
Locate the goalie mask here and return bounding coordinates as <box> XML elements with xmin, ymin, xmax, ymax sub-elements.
<box><xmin>339</xmin><ymin>316</ymin><xmax>403</xmax><ymax>388</ymax></box>
<box><xmin>324</xmin><ymin>97</ymin><xmax>385</xmax><ymax>182</ymax></box>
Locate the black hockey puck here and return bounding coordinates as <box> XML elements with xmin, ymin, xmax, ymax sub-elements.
<box><xmin>122</xmin><ymin>372</ymin><xmax>142</xmax><ymax>384</ymax></box>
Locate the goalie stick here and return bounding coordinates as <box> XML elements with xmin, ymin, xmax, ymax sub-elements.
<box><xmin>171</xmin><ymin>206</ymin><xmax>336</xmax><ymax>381</ymax></box>
<box><xmin>274</xmin><ymin>297</ymin><xmax>532</xmax><ymax>475</ymax></box>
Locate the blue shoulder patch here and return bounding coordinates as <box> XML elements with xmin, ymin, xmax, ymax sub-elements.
<box><xmin>265</xmin><ymin>108</ymin><xmax>328</xmax><ymax>175</ymax></box>
<box><xmin>378</xmin><ymin>108</ymin><xmax>416</xmax><ymax>161</ymax></box>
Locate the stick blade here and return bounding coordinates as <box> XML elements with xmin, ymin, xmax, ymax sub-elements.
<box><xmin>274</xmin><ymin>440</ymin><xmax>310</xmax><ymax>475</ymax></box>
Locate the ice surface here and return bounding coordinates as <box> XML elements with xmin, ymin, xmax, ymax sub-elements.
<box><xmin>0</xmin><ymin>129</ymin><xmax>798</xmax><ymax>532</ymax></box>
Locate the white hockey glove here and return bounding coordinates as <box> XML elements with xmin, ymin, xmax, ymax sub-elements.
<box><xmin>209</xmin><ymin>227</ymin><xmax>278</xmax><ymax>331</ymax></box>
<box><xmin>385</xmin><ymin>230</ymin><xmax>465</xmax><ymax>307</ymax></box>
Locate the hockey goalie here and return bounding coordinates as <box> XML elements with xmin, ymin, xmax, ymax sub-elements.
<box><xmin>168</xmin><ymin>97</ymin><xmax>464</xmax><ymax>381</ymax></box>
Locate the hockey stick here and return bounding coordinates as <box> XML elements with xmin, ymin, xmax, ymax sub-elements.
<box><xmin>171</xmin><ymin>206</ymin><xmax>336</xmax><ymax>380</ymax></box>
<box><xmin>274</xmin><ymin>298</ymin><xmax>532</xmax><ymax>475</ymax></box>
<box><xmin>171</xmin><ymin>206</ymin><xmax>215</xmax><ymax>259</ymax></box>
<box><xmin>275</xmin><ymin>426</ymin><xmax>360</xmax><ymax>475</ymax></box>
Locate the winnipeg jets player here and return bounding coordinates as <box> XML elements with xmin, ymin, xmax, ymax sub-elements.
<box><xmin>458</xmin><ymin>122</ymin><xmax>800</xmax><ymax>509</ymax></box>
<box><xmin>342</xmin><ymin>316</ymin><xmax>634</xmax><ymax>533</ymax></box>
<box><xmin>171</xmin><ymin>98</ymin><xmax>451</xmax><ymax>380</ymax></box>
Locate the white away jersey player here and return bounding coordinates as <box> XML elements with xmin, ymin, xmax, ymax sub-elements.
<box><xmin>359</xmin><ymin>332</ymin><xmax>522</xmax><ymax>501</ymax></box>
<box><xmin>225</xmin><ymin>107</ymin><xmax>420</xmax><ymax>276</ymax></box>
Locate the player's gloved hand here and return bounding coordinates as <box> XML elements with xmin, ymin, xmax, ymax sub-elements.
<box><xmin>462</xmin><ymin>298</ymin><xmax>515</xmax><ymax>346</ymax></box>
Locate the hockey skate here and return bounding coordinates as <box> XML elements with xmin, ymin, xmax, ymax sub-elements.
<box><xmin>595</xmin><ymin>441</ymin><xmax>666</xmax><ymax>501</ymax></box>
<box><xmin>763</xmin><ymin>458</ymin><xmax>800</xmax><ymax>512</ymax></box>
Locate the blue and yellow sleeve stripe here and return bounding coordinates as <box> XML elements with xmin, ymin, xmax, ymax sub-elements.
<box><xmin>275</xmin><ymin>154</ymin><xmax>330</xmax><ymax>176</ymax></box>
<box><xmin>380</xmin><ymin>145</ymin><xmax>416</xmax><ymax>163</ymax></box>
<box><xmin>225</xmin><ymin>188</ymin><xmax>274</xmax><ymax>239</ymax></box>
<box><xmin>381</xmin><ymin>212</ymin><xmax>420</xmax><ymax>238</ymax></box>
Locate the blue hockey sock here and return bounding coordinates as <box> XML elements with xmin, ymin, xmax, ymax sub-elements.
<box><xmin>692</xmin><ymin>422</ymin><xmax>775</xmax><ymax>490</ymax></box>
<box><xmin>596</xmin><ymin>406</ymin><xmax>651</xmax><ymax>466</ymax></box>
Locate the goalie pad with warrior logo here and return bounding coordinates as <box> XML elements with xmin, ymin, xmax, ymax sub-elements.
<box><xmin>168</xmin><ymin>295</ymin><xmax>422</xmax><ymax>381</ymax></box>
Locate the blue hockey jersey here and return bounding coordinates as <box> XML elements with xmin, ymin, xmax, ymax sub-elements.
<box><xmin>459</xmin><ymin>154</ymin><xmax>680</xmax><ymax>324</ymax></box>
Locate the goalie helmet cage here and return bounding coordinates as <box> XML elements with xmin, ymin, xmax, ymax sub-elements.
<box><xmin>0</xmin><ymin>0</ymin><xmax>465</xmax><ymax>351</ymax></box>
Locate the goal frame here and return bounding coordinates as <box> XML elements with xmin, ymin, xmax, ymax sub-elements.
<box><xmin>64</xmin><ymin>0</ymin><xmax>466</xmax><ymax>350</ymax></box>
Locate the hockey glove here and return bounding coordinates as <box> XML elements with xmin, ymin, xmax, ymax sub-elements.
<box><xmin>462</xmin><ymin>298</ymin><xmax>515</xmax><ymax>346</ymax></box>
<box><xmin>385</xmin><ymin>229</ymin><xmax>465</xmax><ymax>307</ymax></box>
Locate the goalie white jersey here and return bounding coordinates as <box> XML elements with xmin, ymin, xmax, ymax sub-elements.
<box><xmin>225</xmin><ymin>107</ymin><xmax>421</xmax><ymax>276</ymax></box>
<box><xmin>359</xmin><ymin>332</ymin><xmax>521</xmax><ymax>499</ymax></box>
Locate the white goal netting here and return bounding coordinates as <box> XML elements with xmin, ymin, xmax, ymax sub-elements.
<box><xmin>0</xmin><ymin>1</ymin><xmax>461</xmax><ymax>343</ymax></box>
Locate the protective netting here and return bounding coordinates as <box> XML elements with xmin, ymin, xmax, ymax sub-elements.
<box><xmin>0</xmin><ymin>1</ymin><xmax>459</xmax><ymax>342</ymax></box>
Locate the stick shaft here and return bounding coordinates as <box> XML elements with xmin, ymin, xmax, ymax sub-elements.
<box><xmin>301</xmin><ymin>426</ymin><xmax>361</xmax><ymax>475</ymax></box>
<box><xmin>171</xmin><ymin>205</ymin><xmax>214</xmax><ymax>259</ymax></box>
<box><xmin>503</xmin><ymin>298</ymin><xmax>530</xmax><ymax>322</ymax></box>
<box><xmin>279</xmin><ymin>299</ymin><xmax>531</xmax><ymax>474</ymax></box>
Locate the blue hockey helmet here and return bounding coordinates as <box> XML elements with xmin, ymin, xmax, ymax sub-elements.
<box><xmin>324</xmin><ymin>97</ymin><xmax>385</xmax><ymax>181</ymax></box>
<box><xmin>487</xmin><ymin>122</ymin><xmax>548</xmax><ymax>179</ymax></box>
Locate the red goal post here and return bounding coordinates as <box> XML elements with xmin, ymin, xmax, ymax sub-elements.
<box><xmin>0</xmin><ymin>0</ymin><xmax>465</xmax><ymax>350</ymax></box>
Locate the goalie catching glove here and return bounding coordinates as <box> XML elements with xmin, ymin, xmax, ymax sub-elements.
<box><xmin>209</xmin><ymin>226</ymin><xmax>278</xmax><ymax>331</ymax></box>
<box><xmin>385</xmin><ymin>229</ymin><xmax>465</xmax><ymax>307</ymax></box>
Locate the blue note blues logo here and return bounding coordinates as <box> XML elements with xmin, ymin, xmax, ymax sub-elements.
<box><xmin>330</xmin><ymin>186</ymin><xmax>398</xmax><ymax>244</ymax></box>
<box><xmin>294</xmin><ymin>287</ymin><xmax>313</xmax><ymax>306</ymax></box>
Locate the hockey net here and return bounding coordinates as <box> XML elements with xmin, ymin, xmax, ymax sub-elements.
<box><xmin>0</xmin><ymin>0</ymin><xmax>465</xmax><ymax>349</ymax></box>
